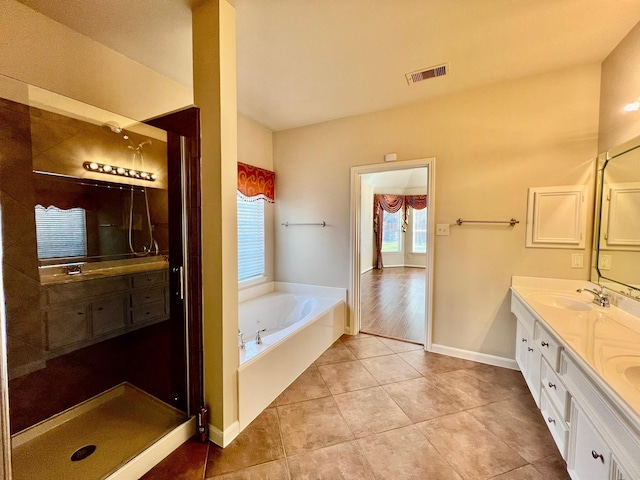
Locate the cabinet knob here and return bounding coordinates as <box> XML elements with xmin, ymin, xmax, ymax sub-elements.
<box><xmin>521</xmin><ymin>338</ymin><xmax>527</xmax><ymax>343</ymax></box>
<box><xmin>541</xmin><ymin>341</ymin><xmax>549</xmax><ymax>348</ymax></box>
<box><xmin>591</xmin><ymin>450</ymin><xmax>604</xmax><ymax>463</ymax></box>
<box><xmin>547</xmin><ymin>417</ymin><xmax>556</xmax><ymax>424</ymax></box>
<box><xmin>527</xmin><ymin>347</ymin><xmax>533</xmax><ymax>352</ymax></box>
<box><xmin>548</xmin><ymin>382</ymin><xmax>556</xmax><ymax>389</ymax></box>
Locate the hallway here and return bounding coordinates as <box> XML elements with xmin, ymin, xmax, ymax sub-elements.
<box><xmin>144</xmin><ymin>334</ymin><xmax>568</xmax><ymax>480</ymax></box>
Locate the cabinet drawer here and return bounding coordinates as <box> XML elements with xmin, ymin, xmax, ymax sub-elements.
<box><xmin>46</xmin><ymin>305</ymin><xmax>89</xmax><ymax>350</ymax></box>
<box><xmin>540</xmin><ymin>358</ymin><xmax>570</xmax><ymax>421</ymax></box>
<box><xmin>540</xmin><ymin>389</ymin><xmax>569</xmax><ymax>459</ymax></box>
<box><xmin>92</xmin><ymin>296</ymin><xmax>126</xmax><ymax>336</ymax></box>
<box><xmin>131</xmin><ymin>301</ymin><xmax>166</xmax><ymax>324</ymax></box>
<box><xmin>130</xmin><ymin>286</ymin><xmax>165</xmax><ymax>307</ymax></box>
<box><xmin>43</xmin><ymin>276</ymin><xmax>129</xmax><ymax>305</ymax></box>
<box><xmin>535</xmin><ymin>323</ymin><xmax>562</xmax><ymax>371</ymax></box>
<box><xmin>131</xmin><ymin>270</ymin><xmax>166</xmax><ymax>289</ymax></box>
<box><xmin>569</xmin><ymin>401</ymin><xmax>611</xmax><ymax>480</ymax></box>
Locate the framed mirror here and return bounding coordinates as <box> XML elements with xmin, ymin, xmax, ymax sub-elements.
<box><xmin>593</xmin><ymin>135</ymin><xmax>640</xmax><ymax>297</ymax></box>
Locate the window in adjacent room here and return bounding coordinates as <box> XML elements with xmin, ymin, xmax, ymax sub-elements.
<box><xmin>34</xmin><ymin>205</ymin><xmax>87</xmax><ymax>259</ymax></box>
<box><xmin>412</xmin><ymin>208</ymin><xmax>427</xmax><ymax>253</ymax></box>
<box><xmin>381</xmin><ymin>209</ymin><xmax>403</xmax><ymax>252</ymax></box>
<box><xmin>237</xmin><ymin>197</ymin><xmax>265</xmax><ymax>282</ymax></box>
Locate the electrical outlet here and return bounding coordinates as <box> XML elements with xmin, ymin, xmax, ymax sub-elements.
<box><xmin>436</xmin><ymin>224</ymin><xmax>450</xmax><ymax>236</ymax></box>
<box><xmin>599</xmin><ymin>254</ymin><xmax>612</xmax><ymax>271</ymax></box>
<box><xmin>571</xmin><ymin>253</ymin><xmax>584</xmax><ymax>269</ymax></box>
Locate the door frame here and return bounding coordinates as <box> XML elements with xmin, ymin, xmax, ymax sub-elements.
<box><xmin>349</xmin><ymin>158</ymin><xmax>436</xmax><ymax>350</ymax></box>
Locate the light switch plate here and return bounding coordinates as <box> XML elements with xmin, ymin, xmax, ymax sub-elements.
<box><xmin>436</xmin><ymin>224</ymin><xmax>450</xmax><ymax>236</ymax></box>
<box><xmin>571</xmin><ymin>253</ymin><xmax>584</xmax><ymax>268</ymax></box>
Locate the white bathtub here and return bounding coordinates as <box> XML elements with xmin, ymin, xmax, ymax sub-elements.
<box><xmin>237</xmin><ymin>282</ymin><xmax>346</xmax><ymax>430</ymax></box>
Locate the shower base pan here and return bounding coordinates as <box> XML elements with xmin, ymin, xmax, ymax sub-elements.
<box><xmin>11</xmin><ymin>382</ymin><xmax>194</xmax><ymax>480</ymax></box>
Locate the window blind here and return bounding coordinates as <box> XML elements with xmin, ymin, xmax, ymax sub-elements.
<box><xmin>237</xmin><ymin>197</ymin><xmax>265</xmax><ymax>282</ymax></box>
<box><xmin>35</xmin><ymin>205</ymin><xmax>87</xmax><ymax>259</ymax></box>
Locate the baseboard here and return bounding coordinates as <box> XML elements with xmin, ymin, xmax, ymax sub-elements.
<box><xmin>360</xmin><ymin>266</ymin><xmax>374</xmax><ymax>274</ymax></box>
<box><xmin>430</xmin><ymin>343</ymin><xmax>518</xmax><ymax>370</ymax></box>
<box><xmin>208</xmin><ymin>420</ymin><xmax>240</xmax><ymax>448</ymax></box>
<box><xmin>106</xmin><ymin>417</ymin><xmax>195</xmax><ymax>480</ymax></box>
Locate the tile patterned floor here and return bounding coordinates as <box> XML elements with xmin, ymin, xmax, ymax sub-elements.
<box><xmin>143</xmin><ymin>334</ymin><xmax>570</xmax><ymax>480</ymax></box>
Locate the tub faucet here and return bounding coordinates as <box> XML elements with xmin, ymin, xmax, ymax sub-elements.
<box><xmin>256</xmin><ymin>328</ymin><xmax>266</xmax><ymax>345</ymax></box>
<box><xmin>576</xmin><ymin>287</ymin><xmax>610</xmax><ymax>308</ymax></box>
<box><xmin>238</xmin><ymin>331</ymin><xmax>246</xmax><ymax>349</ymax></box>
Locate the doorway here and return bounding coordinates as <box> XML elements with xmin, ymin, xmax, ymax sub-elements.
<box><xmin>349</xmin><ymin>159</ymin><xmax>435</xmax><ymax>349</ymax></box>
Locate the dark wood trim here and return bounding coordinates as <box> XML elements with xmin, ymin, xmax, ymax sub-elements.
<box><xmin>146</xmin><ymin>107</ymin><xmax>203</xmax><ymax>417</ymax></box>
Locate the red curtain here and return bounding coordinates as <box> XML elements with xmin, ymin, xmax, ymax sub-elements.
<box><xmin>405</xmin><ymin>195</ymin><xmax>427</xmax><ymax>210</ymax></box>
<box><xmin>238</xmin><ymin>162</ymin><xmax>275</xmax><ymax>202</ymax></box>
<box><xmin>373</xmin><ymin>194</ymin><xmax>427</xmax><ymax>269</ymax></box>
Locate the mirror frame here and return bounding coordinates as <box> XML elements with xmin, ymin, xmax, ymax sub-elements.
<box><xmin>592</xmin><ymin>133</ymin><xmax>640</xmax><ymax>297</ymax></box>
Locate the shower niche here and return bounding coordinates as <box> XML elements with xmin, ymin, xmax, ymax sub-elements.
<box><xmin>0</xmin><ymin>75</ymin><xmax>200</xmax><ymax>479</ymax></box>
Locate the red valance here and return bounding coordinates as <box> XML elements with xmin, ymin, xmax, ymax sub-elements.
<box><xmin>238</xmin><ymin>162</ymin><xmax>275</xmax><ymax>202</ymax></box>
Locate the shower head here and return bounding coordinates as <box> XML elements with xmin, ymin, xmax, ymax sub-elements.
<box><xmin>102</xmin><ymin>121</ymin><xmax>123</xmax><ymax>134</ymax></box>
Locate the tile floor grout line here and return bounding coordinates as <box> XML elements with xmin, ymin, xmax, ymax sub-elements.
<box><xmin>272</xmin><ymin>403</ymin><xmax>292</xmax><ymax>480</ymax></box>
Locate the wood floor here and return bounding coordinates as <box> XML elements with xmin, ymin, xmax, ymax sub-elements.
<box><xmin>360</xmin><ymin>267</ymin><xmax>425</xmax><ymax>344</ymax></box>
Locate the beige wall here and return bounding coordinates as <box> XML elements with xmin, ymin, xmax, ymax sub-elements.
<box><xmin>237</xmin><ymin>114</ymin><xmax>275</xmax><ymax>284</ymax></box>
<box><xmin>194</xmin><ymin>0</ymin><xmax>239</xmax><ymax>441</ymax></box>
<box><xmin>238</xmin><ymin>114</ymin><xmax>273</xmax><ymax>170</ymax></box>
<box><xmin>599</xmin><ymin>21</ymin><xmax>640</xmax><ymax>152</ymax></box>
<box><xmin>0</xmin><ymin>0</ymin><xmax>192</xmax><ymax>121</ymax></box>
<box><xmin>274</xmin><ymin>64</ymin><xmax>600</xmax><ymax>359</ymax></box>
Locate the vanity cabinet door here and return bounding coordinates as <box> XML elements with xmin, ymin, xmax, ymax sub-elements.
<box><xmin>569</xmin><ymin>401</ymin><xmax>612</xmax><ymax>480</ymax></box>
<box><xmin>515</xmin><ymin>319</ymin><xmax>541</xmax><ymax>407</ymax></box>
<box><xmin>515</xmin><ymin>320</ymin><xmax>530</xmax><ymax>371</ymax></box>
<box><xmin>46</xmin><ymin>304</ymin><xmax>89</xmax><ymax>350</ymax></box>
<box><xmin>92</xmin><ymin>296</ymin><xmax>127</xmax><ymax>336</ymax></box>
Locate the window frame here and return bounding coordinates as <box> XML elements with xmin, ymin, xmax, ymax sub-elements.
<box><xmin>412</xmin><ymin>207</ymin><xmax>427</xmax><ymax>254</ymax></box>
<box><xmin>381</xmin><ymin>209</ymin><xmax>403</xmax><ymax>253</ymax></box>
<box><xmin>237</xmin><ymin>196</ymin><xmax>266</xmax><ymax>285</ymax></box>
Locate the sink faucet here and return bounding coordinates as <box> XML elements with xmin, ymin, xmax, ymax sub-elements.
<box><xmin>576</xmin><ymin>287</ymin><xmax>610</xmax><ymax>308</ymax></box>
<box><xmin>238</xmin><ymin>330</ymin><xmax>246</xmax><ymax>349</ymax></box>
<box><xmin>256</xmin><ymin>328</ymin><xmax>266</xmax><ymax>345</ymax></box>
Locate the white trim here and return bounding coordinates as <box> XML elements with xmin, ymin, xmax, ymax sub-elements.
<box><xmin>105</xmin><ymin>417</ymin><xmax>196</xmax><ymax>480</ymax></box>
<box><xmin>208</xmin><ymin>420</ymin><xmax>240</xmax><ymax>448</ymax></box>
<box><xmin>430</xmin><ymin>343</ymin><xmax>519</xmax><ymax>370</ymax></box>
<box><xmin>349</xmin><ymin>158</ymin><xmax>436</xmax><ymax>350</ymax></box>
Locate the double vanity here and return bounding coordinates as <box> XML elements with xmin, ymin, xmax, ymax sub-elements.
<box><xmin>511</xmin><ymin>276</ymin><xmax>640</xmax><ymax>480</ymax></box>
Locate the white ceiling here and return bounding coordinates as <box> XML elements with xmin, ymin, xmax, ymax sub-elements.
<box><xmin>16</xmin><ymin>0</ymin><xmax>640</xmax><ymax>131</ymax></box>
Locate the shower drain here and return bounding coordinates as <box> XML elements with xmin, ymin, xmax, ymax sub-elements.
<box><xmin>70</xmin><ymin>445</ymin><xmax>97</xmax><ymax>462</ymax></box>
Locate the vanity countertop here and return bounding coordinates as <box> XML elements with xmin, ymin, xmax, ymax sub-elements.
<box><xmin>511</xmin><ymin>276</ymin><xmax>640</xmax><ymax>423</ymax></box>
<box><xmin>39</xmin><ymin>258</ymin><xmax>168</xmax><ymax>285</ymax></box>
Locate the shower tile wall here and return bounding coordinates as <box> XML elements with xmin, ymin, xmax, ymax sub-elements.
<box><xmin>0</xmin><ymin>98</ymin><xmax>44</xmax><ymax>380</ymax></box>
<box><xmin>1</xmin><ymin>97</ymin><xmax>179</xmax><ymax>434</ymax></box>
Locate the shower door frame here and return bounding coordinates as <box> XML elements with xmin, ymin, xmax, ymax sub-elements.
<box><xmin>146</xmin><ymin>107</ymin><xmax>204</xmax><ymax>418</ymax></box>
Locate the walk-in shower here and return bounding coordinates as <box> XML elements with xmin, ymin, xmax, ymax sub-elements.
<box><xmin>0</xmin><ymin>75</ymin><xmax>199</xmax><ymax>479</ymax></box>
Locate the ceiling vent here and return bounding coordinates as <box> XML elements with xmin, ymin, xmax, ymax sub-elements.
<box><xmin>405</xmin><ymin>64</ymin><xmax>448</xmax><ymax>85</ymax></box>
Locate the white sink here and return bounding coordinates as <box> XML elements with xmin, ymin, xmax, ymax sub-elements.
<box><xmin>605</xmin><ymin>355</ymin><xmax>640</xmax><ymax>391</ymax></box>
<box><xmin>529</xmin><ymin>292</ymin><xmax>592</xmax><ymax>312</ymax></box>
